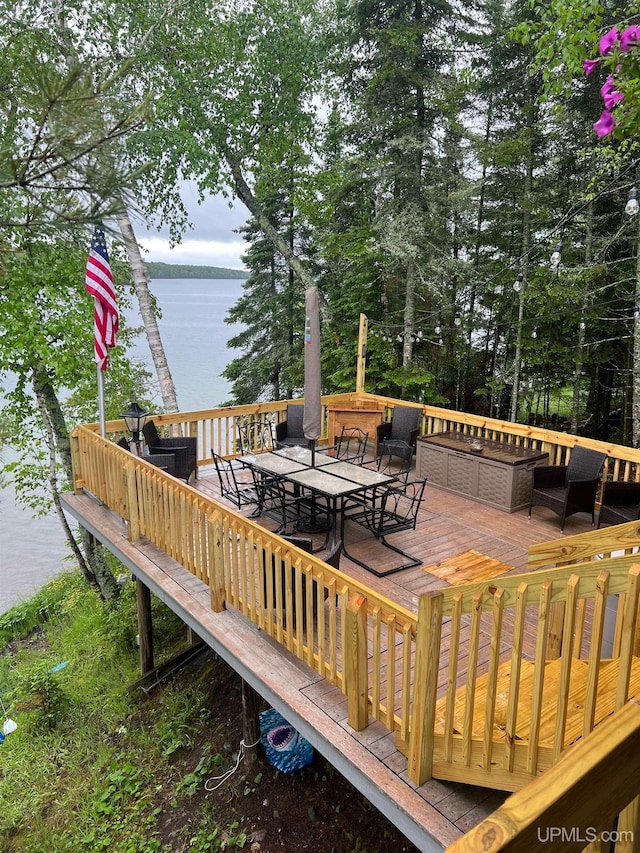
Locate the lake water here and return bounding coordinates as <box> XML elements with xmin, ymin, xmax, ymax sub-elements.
<box><xmin>0</xmin><ymin>278</ymin><xmax>246</xmax><ymax>613</ymax></box>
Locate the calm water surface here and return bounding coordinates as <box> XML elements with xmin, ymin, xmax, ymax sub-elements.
<box><xmin>0</xmin><ymin>278</ymin><xmax>246</xmax><ymax>613</ymax></box>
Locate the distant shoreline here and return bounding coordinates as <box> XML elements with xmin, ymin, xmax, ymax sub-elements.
<box><xmin>147</xmin><ymin>261</ymin><xmax>248</xmax><ymax>279</ymax></box>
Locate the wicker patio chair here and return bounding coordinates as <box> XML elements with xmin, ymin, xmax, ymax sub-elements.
<box><xmin>528</xmin><ymin>445</ymin><xmax>607</xmax><ymax>532</ymax></box>
<box><xmin>142</xmin><ymin>420</ymin><xmax>197</xmax><ymax>483</ymax></box>
<box><xmin>597</xmin><ymin>480</ymin><xmax>640</xmax><ymax>528</ymax></box>
<box><xmin>375</xmin><ymin>405</ymin><xmax>421</xmax><ymax>455</ymax></box>
<box><xmin>275</xmin><ymin>404</ymin><xmax>312</xmax><ymax>448</ymax></box>
<box><xmin>115</xmin><ymin>436</ymin><xmax>176</xmax><ymax>476</ymax></box>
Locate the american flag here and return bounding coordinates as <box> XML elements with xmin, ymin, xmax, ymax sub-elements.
<box><xmin>85</xmin><ymin>227</ymin><xmax>118</xmax><ymax>371</ymax></box>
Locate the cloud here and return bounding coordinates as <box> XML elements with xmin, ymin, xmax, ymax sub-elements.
<box><xmin>138</xmin><ymin>184</ymin><xmax>250</xmax><ymax>269</ymax></box>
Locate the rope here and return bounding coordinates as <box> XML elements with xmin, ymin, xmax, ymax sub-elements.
<box><xmin>204</xmin><ymin>736</ymin><xmax>262</xmax><ymax>792</ymax></box>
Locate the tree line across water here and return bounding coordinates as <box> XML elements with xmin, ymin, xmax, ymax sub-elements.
<box><xmin>146</xmin><ymin>262</ymin><xmax>247</xmax><ymax>280</ymax></box>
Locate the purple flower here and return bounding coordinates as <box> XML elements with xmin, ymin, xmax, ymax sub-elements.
<box><xmin>620</xmin><ymin>25</ymin><xmax>640</xmax><ymax>52</ymax></box>
<box><xmin>594</xmin><ymin>109</ymin><xmax>615</xmax><ymax>137</ymax></box>
<box><xmin>600</xmin><ymin>75</ymin><xmax>624</xmax><ymax>109</ymax></box>
<box><xmin>599</xmin><ymin>27</ymin><xmax>620</xmax><ymax>55</ymax></box>
<box><xmin>583</xmin><ymin>58</ymin><xmax>600</xmax><ymax>75</ymax></box>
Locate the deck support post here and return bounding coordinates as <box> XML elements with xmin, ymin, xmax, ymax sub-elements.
<box><xmin>345</xmin><ymin>594</ymin><xmax>369</xmax><ymax>731</ymax></box>
<box><xmin>241</xmin><ymin>680</ymin><xmax>263</xmax><ymax>767</ymax></box>
<box><xmin>209</xmin><ymin>514</ymin><xmax>226</xmax><ymax>612</ymax></box>
<box><xmin>408</xmin><ymin>591</ymin><xmax>443</xmax><ymax>786</ymax></box>
<box><xmin>136</xmin><ymin>578</ymin><xmax>154</xmax><ymax>675</ymax></box>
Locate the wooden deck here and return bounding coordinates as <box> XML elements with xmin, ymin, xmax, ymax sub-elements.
<box><xmin>62</xmin><ymin>459</ymin><xmax>600</xmax><ymax>851</ymax></box>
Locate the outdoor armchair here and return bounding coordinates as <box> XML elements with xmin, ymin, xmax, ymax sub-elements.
<box><xmin>376</xmin><ymin>405</ymin><xmax>421</xmax><ymax>456</ymax></box>
<box><xmin>142</xmin><ymin>420</ymin><xmax>197</xmax><ymax>483</ymax></box>
<box><xmin>115</xmin><ymin>436</ymin><xmax>176</xmax><ymax>476</ymax></box>
<box><xmin>275</xmin><ymin>404</ymin><xmax>312</xmax><ymax>448</ymax></box>
<box><xmin>598</xmin><ymin>480</ymin><xmax>640</xmax><ymax>528</ymax></box>
<box><xmin>528</xmin><ymin>445</ymin><xmax>607</xmax><ymax>532</ymax></box>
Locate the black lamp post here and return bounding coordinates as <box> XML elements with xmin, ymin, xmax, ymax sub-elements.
<box><xmin>120</xmin><ymin>402</ymin><xmax>150</xmax><ymax>456</ymax></box>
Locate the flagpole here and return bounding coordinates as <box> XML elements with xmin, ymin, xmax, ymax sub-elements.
<box><xmin>96</xmin><ymin>369</ymin><xmax>106</xmax><ymax>438</ymax></box>
<box><xmin>94</xmin><ymin>294</ymin><xmax>106</xmax><ymax>437</ymax></box>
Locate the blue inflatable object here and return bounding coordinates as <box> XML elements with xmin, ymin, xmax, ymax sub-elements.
<box><xmin>259</xmin><ymin>708</ymin><xmax>313</xmax><ymax>774</ymax></box>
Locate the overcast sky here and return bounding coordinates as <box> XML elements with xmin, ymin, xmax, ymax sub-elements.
<box><xmin>137</xmin><ymin>183</ymin><xmax>250</xmax><ymax>270</ymax></box>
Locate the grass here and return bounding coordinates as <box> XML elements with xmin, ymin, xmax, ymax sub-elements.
<box><xmin>0</xmin><ymin>573</ymin><xmax>227</xmax><ymax>853</ymax></box>
<box><xmin>0</xmin><ymin>568</ymin><xmax>419</xmax><ymax>853</ymax></box>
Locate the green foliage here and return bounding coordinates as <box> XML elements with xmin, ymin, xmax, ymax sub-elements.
<box><xmin>175</xmin><ymin>746</ymin><xmax>221</xmax><ymax>796</ymax></box>
<box><xmin>0</xmin><ymin>572</ymin><xmax>82</xmax><ymax>646</ymax></box>
<box><xmin>14</xmin><ymin>659</ymin><xmax>71</xmax><ymax>730</ymax></box>
<box><xmin>0</xmin><ymin>574</ymin><xmax>239</xmax><ymax>852</ymax></box>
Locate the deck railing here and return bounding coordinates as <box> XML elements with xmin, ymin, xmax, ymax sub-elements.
<box><xmin>446</xmin><ymin>695</ymin><xmax>640</xmax><ymax>852</ymax></box>
<box><xmin>85</xmin><ymin>390</ymin><xmax>640</xmax><ymax>484</ymax></box>
<box><xmin>71</xmin><ymin>395</ymin><xmax>640</xmax><ymax>794</ymax></box>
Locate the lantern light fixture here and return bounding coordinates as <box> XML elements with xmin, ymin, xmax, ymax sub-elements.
<box><xmin>120</xmin><ymin>402</ymin><xmax>150</xmax><ymax>455</ymax></box>
<box><xmin>513</xmin><ymin>273</ymin><xmax>524</xmax><ymax>293</ymax></box>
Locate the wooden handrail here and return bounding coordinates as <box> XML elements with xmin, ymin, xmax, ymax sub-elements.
<box><xmin>446</xmin><ymin>697</ymin><xmax>640</xmax><ymax>853</ymax></box>
<box><xmin>75</xmin><ymin>391</ymin><xmax>640</xmax><ymax>483</ymax></box>
<box><xmin>408</xmin><ymin>562</ymin><xmax>640</xmax><ymax>789</ymax></box>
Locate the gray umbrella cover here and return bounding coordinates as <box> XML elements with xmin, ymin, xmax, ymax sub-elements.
<box><xmin>303</xmin><ymin>286</ymin><xmax>322</xmax><ymax>443</ymax></box>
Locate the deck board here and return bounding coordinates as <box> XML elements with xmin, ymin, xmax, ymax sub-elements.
<box><xmin>61</xmin><ymin>462</ymin><xmax>599</xmax><ymax>851</ymax></box>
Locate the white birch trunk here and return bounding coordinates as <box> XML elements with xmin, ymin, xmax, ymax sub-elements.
<box><xmin>117</xmin><ymin>212</ymin><xmax>179</xmax><ymax>413</ymax></box>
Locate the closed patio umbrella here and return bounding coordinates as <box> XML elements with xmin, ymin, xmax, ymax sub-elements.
<box><xmin>303</xmin><ymin>286</ymin><xmax>322</xmax><ymax>466</ymax></box>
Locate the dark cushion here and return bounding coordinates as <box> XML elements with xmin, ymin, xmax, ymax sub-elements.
<box><xmin>286</xmin><ymin>404</ymin><xmax>305</xmax><ymax>437</ymax></box>
<box><xmin>391</xmin><ymin>406</ymin><xmax>421</xmax><ymax>441</ymax></box>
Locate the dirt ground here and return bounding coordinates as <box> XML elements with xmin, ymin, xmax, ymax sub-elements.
<box><xmin>151</xmin><ymin>650</ymin><xmax>421</xmax><ymax>853</ymax></box>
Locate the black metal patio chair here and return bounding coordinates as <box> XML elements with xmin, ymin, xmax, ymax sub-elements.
<box><xmin>347</xmin><ymin>479</ymin><xmax>428</xmax><ymax>575</ymax></box>
<box><xmin>332</xmin><ymin>426</ymin><xmax>369</xmax><ymax>463</ymax></box>
<box><xmin>142</xmin><ymin>420</ymin><xmax>197</xmax><ymax>483</ymax></box>
<box><xmin>598</xmin><ymin>480</ymin><xmax>640</xmax><ymax>528</ymax></box>
<box><xmin>365</xmin><ymin>438</ymin><xmax>413</xmax><ymax>483</ymax></box>
<box><xmin>237</xmin><ymin>415</ymin><xmax>275</xmax><ymax>455</ymax></box>
<box><xmin>528</xmin><ymin>445</ymin><xmax>607</xmax><ymax>532</ymax></box>
<box><xmin>375</xmin><ymin>405</ymin><xmax>421</xmax><ymax>455</ymax></box>
<box><xmin>211</xmin><ymin>451</ymin><xmax>263</xmax><ymax>516</ymax></box>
